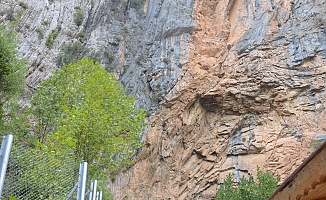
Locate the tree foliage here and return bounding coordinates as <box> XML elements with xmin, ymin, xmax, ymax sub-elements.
<box><xmin>1</xmin><ymin>58</ymin><xmax>144</xmax><ymax>199</ymax></box>
<box><xmin>0</xmin><ymin>24</ymin><xmax>25</xmax><ymax>127</ymax></box>
<box><xmin>215</xmin><ymin>167</ymin><xmax>280</xmax><ymax>200</ymax></box>
<box><xmin>31</xmin><ymin>58</ymin><xmax>146</xmax><ymax>177</ymax></box>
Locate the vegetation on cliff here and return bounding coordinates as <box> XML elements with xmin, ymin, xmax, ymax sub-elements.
<box><xmin>0</xmin><ymin>24</ymin><xmax>25</xmax><ymax>127</ymax></box>
<box><xmin>1</xmin><ymin>22</ymin><xmax>146</xmax><ymax>198</ymax></box>
<box><xmin>56</xmin><ymin>41</ymin><xmax>101</xmax><ymax>67</ymax></box>
<box><xmin>215</xmin><ymin>167</ymin><xmax>280</xmax><ymax>200</ymax></box>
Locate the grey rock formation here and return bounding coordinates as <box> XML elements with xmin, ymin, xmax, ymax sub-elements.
<box><xmin>0</xmin><ymin>0</ymin><xmax>195</xmax><ymax>113</ymax></box>
<box><xmin>117</xmin><ymin>0</ymin><xmax>195</xmax><ymax>112</ymax></box>
<box><xmin>2</xmin><ymin>0</ymin><xmax>326</xmax><ymax>199</ymax></box>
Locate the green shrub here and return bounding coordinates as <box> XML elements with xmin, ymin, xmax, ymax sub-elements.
<box><xmin>6</xmin><ymin>8</ymin><xmax>15</xmax><ymax>21</ymax></box>
<box><xmin>310</xmin><ymin>139</ymin><xmax>324</xmax><ymax>149</ymax></box>
<box><xmin>35</xmin><ymin>28</ymin><xmax>44</xmax><ymax>39</ymax></box>
<box><xmin>121</xmin><ymin>25</ymin><xmax>129</xmax><ymax>37</ymax></box>
<box><xmin>150</xmin><ymin>164</ymin><xmax>158</xmax><ymax>174</ymax></box>
<box><xmin>56</xmin><ymin>42</ymin><xmax>89</xmax><ymax>67</ymax></box>
<box><xmin>245</xmin><ymin>66</ymin><xmax>249</xmax><ymax>72</ymax></box>
<box><xmin>56</xmin><ymin>42</ymin><xmax>100</xmax><ymax>67</ymax></box>
<box><xmin>74</xmin><ymin>9</ymin><xmax>84</xmax><ymax>26</ymax></box>
<box><xmin>18</xmin><ymin>2</ymin><xmax>28</xmax><ymax>9</ymax></box>
<box><xmin>42</xmin><ymin>20</ymin><xmax>49</xmax><ymax>26</ymax></box>
<box><xmin>45</xmin><ymin>29</ymin><xmax>59</xmax><ymax>48</ymax></box>
<box><xmin>163</xmin><ymin>58</ymin><xmax>169</xmax><ymax>64</ymax></box>
<box><xmin>227</xmin><ymin>44</ymin><xmax>232</xmax><ymax>50</ymax></box>
<box><xmin>105</xmin><ymin>49</ymin><xmax>115</xmax><ymax>63</ymax></box>
<box><xmin>130</xmin><ymin>0</ymin><xmax>146</xmax><ymax>11</ymax></box>
<box><xmin>0</xmin><ymin>24</ymin><xmax>25</xmax><ymax>127</ymax></box>
<box><xmin>75</xmin><ymin>30</ymin><xmax>86</xmax><ymax>42</ymax></box>
<box><xmin>215</xmin><ymin>167</ymin><xmax>280</xmax><ymax>200</ymax></box>
<box><xmin>10</xmin><ymin>18</ymin><xmax>19</xmax><ymax>26</ymax></box>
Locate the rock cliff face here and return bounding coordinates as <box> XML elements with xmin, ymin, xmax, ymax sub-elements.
<box><xmin>109</xmin><ymin>0</ymin><xmax>326</xmax><ymax>199</ymax></box>
<box><xmin>1</xmin><ymin>0</ymin><xmax>326</xmax><ymax>199</ymax></box>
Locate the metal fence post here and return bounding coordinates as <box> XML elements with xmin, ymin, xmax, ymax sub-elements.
<box><xmin>88</xmin><ymin>180</ymin><xmax>94</xmax><ymax>200</ymax></box>
<box><xmin>77</xmin><ymin>162</ymin><xmax>87</xmax><ymax>200</ymax></box>
<box><xmin>91</xmin><ymin>180</ymin><xmax>97</xmax><ymax>200</ymax></box>
<box><xmin>0</xmin><ymin>134</ymin><xmax>13</xmax><ymax>197</ymax></box>
<box><xmin>96</xmin><ymin>191</ymin><xmax>102</xmax><ymax>200</ymax></box>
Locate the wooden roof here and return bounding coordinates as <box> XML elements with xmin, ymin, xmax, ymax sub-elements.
<box><xmin>268</xmin><ymin>140</ymin><xmax>326</xmax><ymax>200</ymax></box>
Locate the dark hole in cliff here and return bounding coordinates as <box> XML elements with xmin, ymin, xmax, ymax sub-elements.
<box><xmin>199</xmin><ymin>95</ymin><xmax>222</xmax><ymax>112</ymax></box>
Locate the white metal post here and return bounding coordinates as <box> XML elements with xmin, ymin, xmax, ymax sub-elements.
<box><xmin>91</xmin><ymin>180</ymin><xmax>97</xmax><ymax>200</ymax></box>
<box><xmin>99</xmin><ymin>191</ymin><xmax>103</xmax><ymax>200</ymax></box>
<box><xmin>96</xmin><ymin>191</ymin><xmax>102</xmax><ymax>200</ymax></box>
<box><xmin>88</xmin><ymin>180</ymin><xmax>94</xmax><ymax>200</ymax></box>
<box><xmin>0</xmin><ymin>134</ymin><xmax>13</xmax><ymax>197</ymax></box>
<box><xmin>77</xmin><ymin>162</ymin><xmax>87</xmax><ymax>200</ymax></box>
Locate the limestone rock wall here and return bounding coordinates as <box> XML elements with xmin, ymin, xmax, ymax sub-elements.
<box><xmin>1</xmin><ymin>0</ymin><xmax>326</xmax><ymax>199</ymax></box>
<box><xmin>109</xmin><ymin>0</ymin><xmax>326</xmax><ymax>199</ymax></box>
<box><xmin>0</xmin><ymin>0</ymin><xmax>195</xmax><ymax>112</ymax></box>
<box><xmin>0</xmin><ymin>0</ymin><xmax>91</xmax><ymax>88</ymax></box>
<box><xmin>118</xmin><ymin>0</ymin><xmax>195</xmax><ymax>112</ymax></box>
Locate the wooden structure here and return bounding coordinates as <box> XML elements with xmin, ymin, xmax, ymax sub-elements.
<box><xmin>268</xmin><ymin>140</ymin><xmax>326</xmax><ymax>200</ymax></box>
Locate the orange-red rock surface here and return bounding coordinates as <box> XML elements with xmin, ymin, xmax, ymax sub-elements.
<box><xmin>2</xmin><ymin>0</ymin><xmax>324</xmax><ymax>198</ymax></box>
<box><xmin>109</xmin><ymin>0</ymin><xmax>326</xmax><ymax>199</ymax></box>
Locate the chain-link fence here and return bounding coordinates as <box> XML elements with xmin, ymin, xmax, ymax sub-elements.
<box><xmin>0</xmin><ymin>135</ymin><xmax>103</xmax><ymax>200</ymax></box>
<box><xmin>2</xmin><ymin>136</ymin><xmax>78</xmax><ymax>199</ymax></box>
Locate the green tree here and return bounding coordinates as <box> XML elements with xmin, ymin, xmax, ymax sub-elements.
<box><xmin>215</xmin><ymin>167</ymin><xmax>280</xmax><ymax>200</ymax></box>
<box><xmin>32</xmin><ymin>58</ymin><xmax>146</xmax><ymax>177</ymax></box>
<box><xmin>2</xmin><ymin>58</ymin><xmax>143</xmax><ymax>199</ymax></box>
<box><xmin>0</xmin><ymin>24</ymin><xmax>25</xmax><ymax>127</ymax></box>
